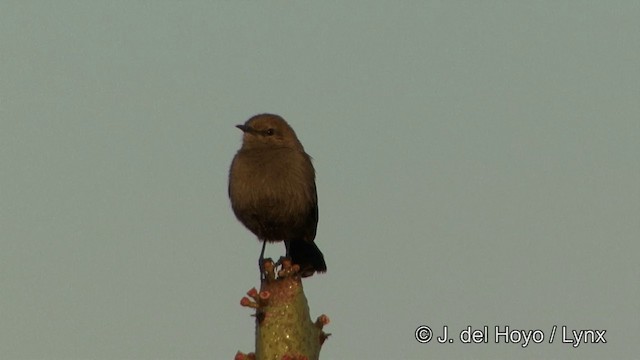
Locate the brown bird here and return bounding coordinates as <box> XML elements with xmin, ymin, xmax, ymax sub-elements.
<box><xmin>228</xmin><ymin>114</ymin><xmax>327</xmax><ymax>277</ymax></box>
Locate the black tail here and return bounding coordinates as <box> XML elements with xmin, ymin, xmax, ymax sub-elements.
<box><xmin>287</xmin><ymin>239</ymin><xmax>327</xmax><ymax>277</ymax></box>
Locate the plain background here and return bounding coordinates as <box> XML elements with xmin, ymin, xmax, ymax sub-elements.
<box><xmin>1</xmin><ymin>1</ymin><xmax>639</xmax><ymax>359</ymax></box>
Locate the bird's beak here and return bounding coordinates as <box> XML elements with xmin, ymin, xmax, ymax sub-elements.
<box><xmin>236</xmin><ymin>124</ymin><xmax>259</xmax><ymax>135</ymax></box>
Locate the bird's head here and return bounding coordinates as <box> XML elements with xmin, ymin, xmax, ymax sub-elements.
<box><xmin>236</xmin><ymin>114</ymin><xmax>304</xmax><ymax>151</ymax></box>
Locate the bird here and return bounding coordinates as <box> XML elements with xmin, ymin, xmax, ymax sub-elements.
<box><xmin>228</xmin><ymin>113</ymin><xmax>327</xmax><ymax>277</ymax></box>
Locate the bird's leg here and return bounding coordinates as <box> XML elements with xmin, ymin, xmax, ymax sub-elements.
<box><xmin>281</xmin><ymin>239</ymin><xmax>292</xmax><ymax>271</ymax></box>
<box><xmin>284</xmin><ymin>239</ymin><xmax>291</xmax><ymax>258</ymax></box>
<box><xmin>259</xmin><ymin>240</ymin><xmax>267</xmax><ymax>280</ymax></box>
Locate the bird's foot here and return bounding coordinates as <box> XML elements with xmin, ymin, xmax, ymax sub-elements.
<box><xmin>260</xmin><ymin>258</ymin><xmax>276</xmax><ymax>282</ymax></box>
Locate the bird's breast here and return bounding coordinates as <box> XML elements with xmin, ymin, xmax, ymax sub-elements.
<box><xmin>230</xmin><ymin>148</ymin><xmax>315</xmax><ymax>213</ymax></box>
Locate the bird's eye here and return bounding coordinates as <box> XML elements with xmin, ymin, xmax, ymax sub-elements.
<box><xmin>265</xmin><ymin>129</ymin><xmax>275</xmax><ymax>136</ymax></box>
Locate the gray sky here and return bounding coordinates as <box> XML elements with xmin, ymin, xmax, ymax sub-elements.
<box><xmin>1</xmin><ymin>2</ymin><xmax>639</xmax><ymax>359</ymax></box>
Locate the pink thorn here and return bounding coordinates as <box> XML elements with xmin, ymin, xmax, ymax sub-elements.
<box><xmin>246</xmin><ymin>287</ymin><xmax>258</xmax><ymax>298</ymax></box>
<box><xmin>240</xmin><ymin>297</ymin><xmax>252</xmax><ymax>307</ymax></box>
